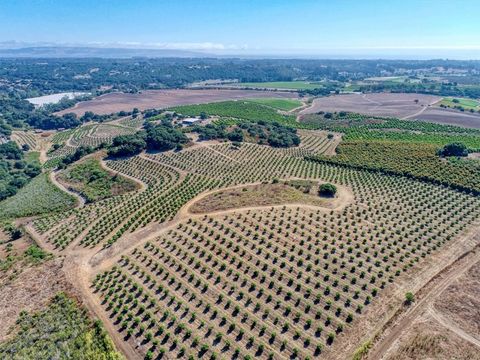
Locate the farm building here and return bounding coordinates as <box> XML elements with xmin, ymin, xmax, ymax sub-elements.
<box><xmin>182</xmin><ymin>117</ymin><xmax>203</xmax><ymax>125</ymax></box>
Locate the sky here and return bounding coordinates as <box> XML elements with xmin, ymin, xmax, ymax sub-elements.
<box><xmin>1</xmin><ymin>0</ymin><xmax>480</xmax><ymax>58</ymax></box>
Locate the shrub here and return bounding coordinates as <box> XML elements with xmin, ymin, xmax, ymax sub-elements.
<box><xmin>318</xmin><ymin>183</ymin><xmax>337</xmax><ymax>197</ymax></box>
<box><xmin>405</xmin><ymin>292</ymin><xmax>415</xmax><ymax>305</ymax></box>
<box><xmin>438</xmin><ymin>142</ymin><xmax>468</xmax><ymax>157</ymax></box>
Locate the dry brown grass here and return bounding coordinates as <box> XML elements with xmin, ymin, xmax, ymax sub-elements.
<box><xmin>433</xmin><ymin>261</ymin><xmax>480</xmax><ymax>337</ymax></box>
<box><xmin>385</xmin><ymin>314</ymin><xmax>480</xmax><ymax>360</ymax></box>
<box><xmin>188</xmin><ymin>182</ymin><xmax>336</xmax><ymax>214</ymax></box>
<box><xmin>0</xmin><ymin>257</ymin><xmax>77</xmax><ymax>342</ymax></box>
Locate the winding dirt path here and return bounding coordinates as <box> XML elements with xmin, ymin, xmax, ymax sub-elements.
<box><xmin>427</xmin><ymin>306</ymin><xmax>480</xmax><ymax>348</ymax></box>
<box><xmin>63</xmin><ymin>248</ymin><xmax>142</xmax><ymax>360</ymax></box>
<box><xmin>100</xmin><ymin>159</ymin><xmax>147</xmax><ymax>191</ymax></box>
<box><xmin>51</xmin><ymin>178</ymin><xmax>350</xmax><ymax>360</ymax></box>
<box><xmin>401</xmin><ymin>98</ymin><xmax>443</xmax><ymax>120</ymax></box>
<box><xmin>49</xmin><ymin>171</ymin><xmax>85</xmax><ymax>207</ymax></box>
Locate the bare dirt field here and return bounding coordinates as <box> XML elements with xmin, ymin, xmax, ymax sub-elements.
<box><xmin>300</xmin><ymin>93</ymin><xmax>441</xmax><ymax>119</ymax></box>
<box><xmin>383</xmin><ymin>261</ymin><xmax>480</xmax><ymax>359</ymax></box>
<box><xmin>57</xmin><ymin>89</ymin><xmax>299</xmax><ymax>116</ymax></box>
<box><xmin>432</xmin><ymin>260</ymin><xmax>480</xmax><ymax>340</ymax></box>
<box><xmin>300</xmin><ymin>92</ymin><xmax>480</xmax><ymax>128</ymax></box>
<box><xmin>188</xmin><ymin>181</ymin><xmax>350</xmax><ymax>214</ymax></box>
<box><xmin>0</xmin><ymin>257</ymin><xmax>77</xmax><ymax>342</ymax></box>
<box><xmin>384</xmin><ymin>314</ymin><xmax>480</xmax><ymax>360</ymax></box>
<box><xmin>417</xmin><ymin>107</ymin><xmax>480</xmax><ymax>129</ymax></box>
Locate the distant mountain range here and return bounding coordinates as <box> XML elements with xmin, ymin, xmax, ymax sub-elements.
<box><xmin>0</xmin><ymin>46</ymin><xmax>212</xmax><ymax>58</ymax></box>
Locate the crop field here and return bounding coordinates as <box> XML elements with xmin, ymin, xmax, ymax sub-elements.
<box><xmin>439</xmin><ymin>97</ymin><xmax>480</xmax><ymax>111</ymax></box>
<box><xmin>90</xmin><ymin>149</ymin><xmax>479</xmax><ymax>359</ymax></box>
<box><xmin>11</xmin><ymin>131</ymin><xmax>38</xmax><ymax>150</ymax></box>
<box><xmin>31</xmin><ymin>131</ymin><xmax>337</xmax><ymax>250</ymax></box>
<box><xmin>23</xmin><ymin>123</ymin><xmax>480</xmax><ymax>359</ymax></box>
<box><xmin>0</xmin><ymin>173</ymin><xmax>76</xmax><ymax>219</ymax></box>
<box><xmin>416</xmin><ymin>107</ymin><xmax>480</xmax><ymax>129</ymax></box>
<box><xmin>171</xmin><ymin>100</ymin><xmax>297</xmax><ymax>126</ymax></box>
<box><xmin>300</xmin><ymin>93</ymin><xmax>442</xmax><ymax>119</ymax></box>
<box><xmin>45</xmin><ymin>122</ymin><xmax>139</xmax><ymax>168</ymax></box>
<box><xmin>5</xmin><ymin>94</ymin><xmax>478</xmax><ymax>360</ymax></box>
<box><xmin>301</xmin><ymin>112</ymin><xmax>480</xmax><ymax>151</ymax></box>
<box><xmin>56</xmin><ymin>89</ymin><xmax>299</xmax><ymax>116</ymax></box>
<box><xmin>245</xmin><ymin>98</ymin><xmax>304</xmax><ymax>111</ymax></box>
<box><xmin>300</xmin><ymin>92</ymin><xmax>480</xmax><ymax>129</ymax></box>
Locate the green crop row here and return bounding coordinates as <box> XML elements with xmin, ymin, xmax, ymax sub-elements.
<box><xmin>307</xmin><ymin>141</ymin><xmax>480</xmax><ymax>194</ymax></box>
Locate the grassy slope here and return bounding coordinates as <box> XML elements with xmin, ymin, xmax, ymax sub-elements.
<box><xmin>24</xmin><ymin>151</ymin><xmax>40</xmax><ymax>164</ymax></box>
<box><xmin>245</xmin><ymin>98</ymin><xmax>303</xmax><ymax>111</ymax></box>
<box><xmin>0</xmin><ymin>293</ymin><xmax>122</xmax><ymax>360</ymax></box>
<box><xmin>190</xmin><ymin>183</ymin><xmax>327</xmax><ymax>213</ymax></box>
<box><xmin>0</xmin><ymin>173</ymin><xmax>76</xmax><ymax>219</ymax></box>
<box><xmin>440</xmin><ymin>97</ymin><xmax>480</xmax><ymax>111</ymax></box>
<box><xmin>57</xmin><ymin>158</ymin><xmax>137</xmax><ymax>203</ymax></box>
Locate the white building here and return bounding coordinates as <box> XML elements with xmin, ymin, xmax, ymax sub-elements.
<box><xmin>182</xmin><ymin>117</ymin><xmax>203</xmax><ymax>126</ymax></box>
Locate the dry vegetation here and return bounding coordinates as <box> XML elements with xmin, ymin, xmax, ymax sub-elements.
<box><xmin>188</xmin><ymin>182</ymin><xmax>348</xmax><ymax>214</ymax></box>
<box><xmin>385</xmin><ymin>313</ymin><xmax>480</xmax><ymax>360</ymax></box>
<box><xmin>300</xmin><ymin>93</ymin><xmax>441</xmax><ymax>119</ymax></box>
<box><xmin>432</xmin><ymin>261</ymin><xmax>480</xmax><ymax>339</ymax></box>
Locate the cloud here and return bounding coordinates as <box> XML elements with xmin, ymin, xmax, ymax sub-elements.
<box><xmin>87</xmin><ymin>41</ymin><xmax>247</xmax><ymax>51</ymax></box>
<box><xmin>0</xmin><ymin>40</ymin><xmax>248</xmax><ymax>52</ymax></box>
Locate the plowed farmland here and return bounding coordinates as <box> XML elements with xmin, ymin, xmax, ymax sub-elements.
<box><xmin>56</xmin><ymin>89</ymin><xmax>300</xmax><ymax>116</ymax></box>
<box><xmin>300</xmin><ymin>93</ymin><xmax>441</xmax><ymax>119</ymax></box>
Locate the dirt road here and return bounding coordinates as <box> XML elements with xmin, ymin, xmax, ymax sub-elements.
<box><xmin>368</xmin><ymin>244</ymin><xmax>480</xmax><ymax>359</ymax></box>
<box><xmin>49</xmin><ymin>171</ymin><xmax>85</xmax><ymax>207</ymax></box>
<box><xmin>401</xmin><ymin>98</ymin><xmax>442</xmax><ymax>120</ymax></box>
<box><xmin>427</xmin><ymin>306</ymin><xmax>480</xmax><ymax>348</ymax></box>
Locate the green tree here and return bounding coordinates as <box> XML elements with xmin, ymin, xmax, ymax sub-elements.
<box><xmin>318</xmin><ymin>183</ymin><xmax>337</xmax><ymax>197</ymax></box>
<box><xmin>405</xmin><ymin>292</ymin><xmax>415</xmax><ymax>305</ymax></box>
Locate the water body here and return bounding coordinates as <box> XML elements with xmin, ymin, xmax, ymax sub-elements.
<box><xmin>27</xmin><ymin>92</ymin><xmax>87</xmax><ymax>107</ymax></box>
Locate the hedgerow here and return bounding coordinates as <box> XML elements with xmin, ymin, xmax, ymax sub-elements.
<box><xmin>307</xmin><ymin>141</ymin><xmax>480</xmax><ymax>194</ymax></box>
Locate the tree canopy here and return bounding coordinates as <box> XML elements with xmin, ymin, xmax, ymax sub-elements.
<box><xmin>438</xmin><ymin>142</ymin><xmax>468</xmax><ymax>157</ymax></box>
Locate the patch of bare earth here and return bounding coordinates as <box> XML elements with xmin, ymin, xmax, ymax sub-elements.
<box><xmin>417</xmin><ymin>107</ymin><xmax>480</xmax><ymax>129</ymax></box>
<box><xmin>300</xmin><ymin>93</ymin><xmax>441</xmax><ymax>119</ymax></box>
<box><xmin>0</xmin><ymin>256</ymin><xmax>77</xmax><ymax>342</ymax></box>
<box><xmin>188</xmin><ymin>182</ymin><xmax>348</xmax><ymax>214</ymax></box>
<box><xmin>432</xmin><ymin>260</ymin><xmax>480</xmax><ymax>339</ymax></box>
<box><xmin>385</xmin><ymin>313</ymin><xmax>480</xmax><ymax>360</ymax></box>
<box><xmin>56</xmin><ymin>89</ymin><xmax>299</xmax><ymax>116</ymax></box>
